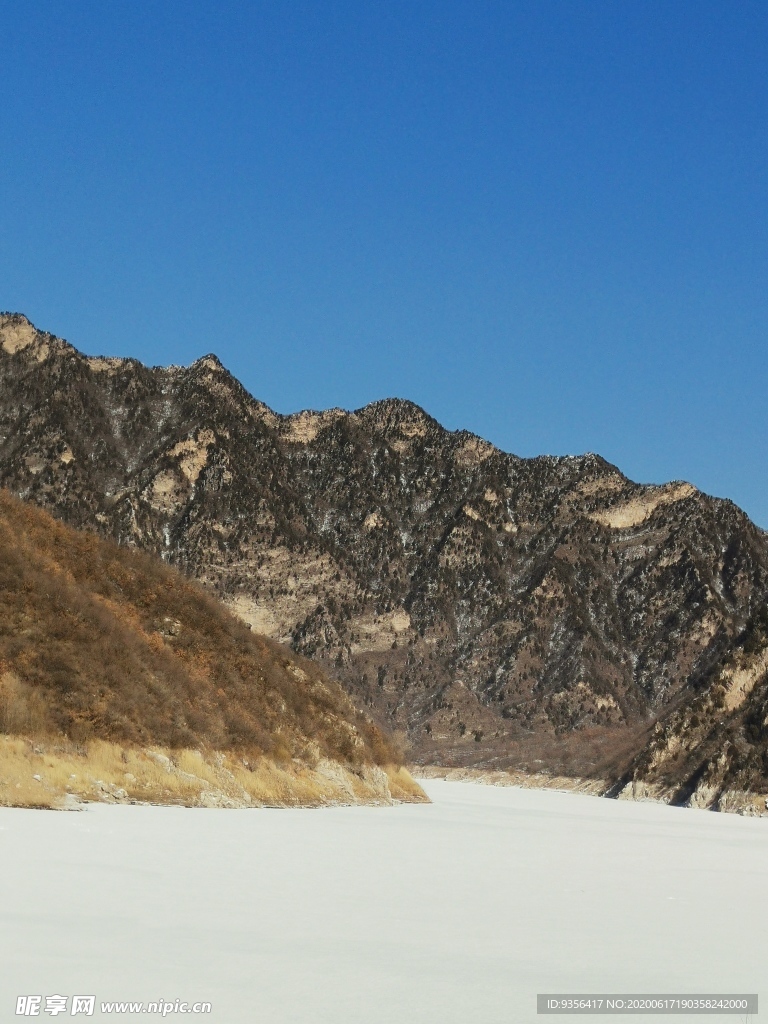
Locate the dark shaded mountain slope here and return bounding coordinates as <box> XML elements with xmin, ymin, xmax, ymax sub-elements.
<box><xmin>3</xmin><ymin>313</ymin><xmax>768</xmax><ymax>804</ymax></box>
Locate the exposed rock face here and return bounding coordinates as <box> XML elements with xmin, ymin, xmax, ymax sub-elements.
<box><xmin>611</xmin><ymin>605</ymin><xmax>768</xmax><ymax>810</ymax></box>
<box><xmin>3</xmin><ymin>313</ymin><xmax>768</xmax><ymax>799</ymax></box>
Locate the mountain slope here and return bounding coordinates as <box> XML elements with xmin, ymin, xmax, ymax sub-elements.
<box><xmin>611</xmin><ymin>604</ymin><xmax>768</xmax><ymax>812</ymax></box>
<box><xmin>0</xmin><ymin>486</ymin><xmax>423</xmax><ymax>807</ymax></box>
<box><xmin>3</xmin><ymin>312</ymin><xmax>768</xmax><ymax>805</ymax></box>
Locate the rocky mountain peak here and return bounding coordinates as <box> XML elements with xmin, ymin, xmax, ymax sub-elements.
<box><xmin>0</xmin><ymin>312</ymin><xmax>70</xmax><ymax>363</ymax></box>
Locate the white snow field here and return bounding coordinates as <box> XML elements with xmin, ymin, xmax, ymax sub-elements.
<box><xmin>1</xmin><ymin>779</ymin><xmax>765</xmax><ymax>1023</ymax></box>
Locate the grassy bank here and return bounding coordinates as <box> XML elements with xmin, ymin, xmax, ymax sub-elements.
<box><xmin>0</xmin><ymin>735</ymin><xmax>427</xmax><ymax>809</ymax></box>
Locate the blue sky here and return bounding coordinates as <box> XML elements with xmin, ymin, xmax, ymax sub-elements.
<box><xmin>2</xmin><ymin>2</ymin><xmax>768</xmax><ymax>524</ymax></box>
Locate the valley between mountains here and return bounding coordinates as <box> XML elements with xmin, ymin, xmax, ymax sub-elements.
<box><xmin>2</xmin><ymin>312</ymin><xmax>768</xmax><ymax>813</ymax></box>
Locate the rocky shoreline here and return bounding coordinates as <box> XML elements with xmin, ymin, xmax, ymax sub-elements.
<box><xmin>413</xmin><ymin>764</ymin><xmax>768</xmax><ymax>816</ymax></box>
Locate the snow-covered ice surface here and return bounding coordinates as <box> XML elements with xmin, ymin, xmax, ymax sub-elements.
<box><xmin>1</xmin><ymin>779</ymin><xmax>765</xmax><ymax>1023</ymax></box>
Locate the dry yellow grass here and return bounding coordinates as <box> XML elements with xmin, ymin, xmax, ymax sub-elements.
<box><xmin>0</xmin><ymin>736</ymin><xmax>427</xmax><ymax>809</ymax></box>
<box><xmin>385</xmin><ymin>765</ymin><xmax>431</xmax><ymax>802</ymax></box>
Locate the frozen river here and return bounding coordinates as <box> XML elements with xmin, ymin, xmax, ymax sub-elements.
<box><xmin>0</xmin><ymin>779</ymin><xmax>765</xmax><ymax>1022</ymax></box>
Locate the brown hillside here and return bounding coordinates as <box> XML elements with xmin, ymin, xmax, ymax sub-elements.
<box><xmin>0</xmin><ymin>490</ymin><xmax>424</xmax><ymax>807</ymax></box>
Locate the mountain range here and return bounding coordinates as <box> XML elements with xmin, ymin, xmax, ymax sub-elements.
<box><xmin>2</xmin><ymin>312</ymin><xmax>768</xmax><ymax>812</ymax></box>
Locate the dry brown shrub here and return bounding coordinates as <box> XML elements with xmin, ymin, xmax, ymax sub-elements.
<box><xmin>0</xmin><ymin>490</ymin><xmax>399</xmax><ymax>768</ymax></box>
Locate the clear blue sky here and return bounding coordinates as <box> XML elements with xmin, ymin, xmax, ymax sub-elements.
<box><xmin>2</xmin><ymin>2</ymin><xmax>768</xmax><ymax>524</ymax></box>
